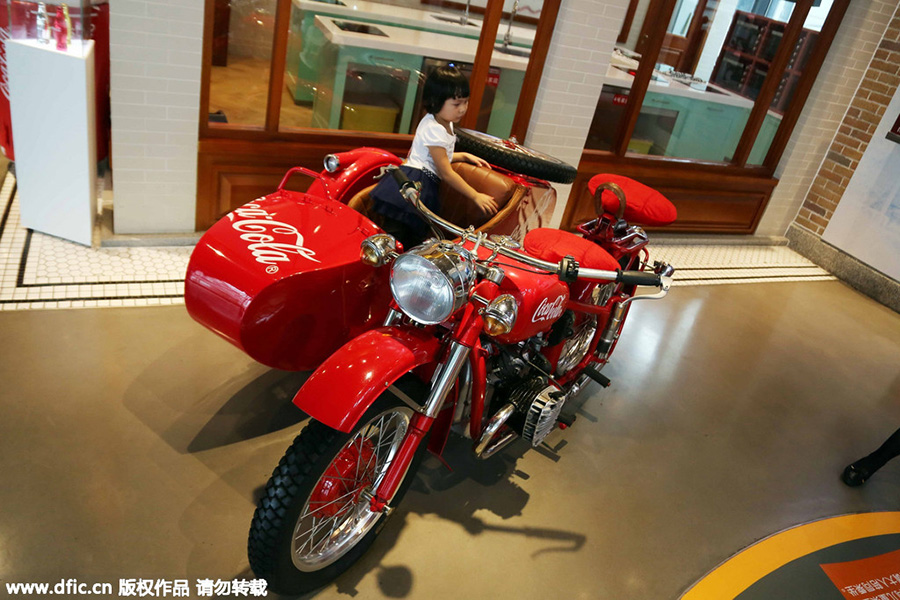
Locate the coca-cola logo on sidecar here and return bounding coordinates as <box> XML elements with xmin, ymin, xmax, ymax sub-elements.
<box><xmin>532</xmin><ymin>294</ymin><xmax>567</xmax><ymax>323</ymax></box>
<box><xmin>228</xmin><ymin>203</ymin><xmax>320</xmax><ymax>266</ymax></box>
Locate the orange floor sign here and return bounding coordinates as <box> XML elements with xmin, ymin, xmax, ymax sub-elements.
<box><xmin>682</xmin><ymin>513</ymin><xmax>900</xmax><ymax>600</ymax></box>
<box><xmin>821</xmin><ymin>548</ymin><xmax>900</xmax><ymax>600</ymax></box>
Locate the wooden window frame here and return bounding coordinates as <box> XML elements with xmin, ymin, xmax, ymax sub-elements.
<box><xmin>195</xmin><ymin>0</ymin><xmax>561</xmax><ymax>230</ymax></box>
<box><xmin>198</xmin><ymin>0</ymin><xmax>559</xmax><ymax>144</ymax></box>
<box><xmin>561</xmin><ymin>0</ymin><xmax>850</xmax><ymax>234</ymax></box>
<box><xmin>606</xmin><ymin>0</ymin><xmax>849</xmax><ymax>174</ymax></box>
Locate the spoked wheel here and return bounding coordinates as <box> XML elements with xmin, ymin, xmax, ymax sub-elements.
<box><xmin>562</xmin><ymin>281</ymin><xmax>619</xmax><ymax>399</ymax></box>
<box><xmin>455</xmin><ymin>128</ymin><xmax>578</xmax><ymax>184</ymax></box>
<box><xmin>248</xmin><ymin>396</ymin><xmax>420</xmax><ymax>595</ymax></box>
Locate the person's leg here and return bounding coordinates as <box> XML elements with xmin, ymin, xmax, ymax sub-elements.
<box><xmin>842</xmin><ymin>427</ymin><xmax>900</xmax><ymax>486</ymax></box>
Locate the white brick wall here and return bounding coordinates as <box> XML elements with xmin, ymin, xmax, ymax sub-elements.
<box><xmin>753</xmin><ymin>0</ymin><xmax>896</xmax><ymax>237</ymax></box>
<box><xmin>526</xmin><ymin>0</ymin><xmax>629</xmax><ymax>226</ymax></box>
<box><xmin>110</xmin><ymin>0</ymin><xmax>204</xmax><ymax>234</ymax></box>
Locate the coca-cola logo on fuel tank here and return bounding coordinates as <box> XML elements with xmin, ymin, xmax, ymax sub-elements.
<box><xmin>228</xmin><ymin>202</ymin><xmax>320</xmax><ymax>267</ymax></box>
<box><xmin>532</xmin><ymin>294</ymin><xmax>567</xmax><ymax>323</ymax></box>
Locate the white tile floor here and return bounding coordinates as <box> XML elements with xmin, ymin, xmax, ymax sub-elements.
<box><xmin>0</xmin><ymin>173</ymin><xmax>190</xmax><ymax>311</ymax></box>
<box><xmin>0</xmin><ymin>171</ymin><xmax>834</xmax><ymax>311</ymax></box>
<box><xmin>652</xmin><ymin>244</ymin><xmax>835</xmax><ymax>286</ymax></box>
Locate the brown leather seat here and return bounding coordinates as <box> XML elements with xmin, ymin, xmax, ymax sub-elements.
<box><xmin>346</xmin><ymin>163</ymin><xmax>524</xmax><ymax>233</ymax></box>
<box><xmin>347</xmin><ymin>185</ymin><xmax>383</xmax><ymax>226</ymax></box>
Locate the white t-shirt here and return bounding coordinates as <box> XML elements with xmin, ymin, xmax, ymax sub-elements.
<box><xmin>405</xmin><ymin>113</ymin><xmax>455</xmax><ymax>177</ymax></box>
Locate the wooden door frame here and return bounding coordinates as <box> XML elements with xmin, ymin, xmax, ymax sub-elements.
<box><xmin>678</xmin><ymin>0</ymin><xmax>711</xmax><ymax>72</ymax></box>
<box><xmin>617</xmin><ymin>0</ymin><xmax>642</xmax><ymax>44</ymax></box>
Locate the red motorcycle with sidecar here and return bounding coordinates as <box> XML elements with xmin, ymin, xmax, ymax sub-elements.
<box><xmin>184</xmin><ymin>132</ymin><xmax>677</xmax><ymax>595</ymax></box>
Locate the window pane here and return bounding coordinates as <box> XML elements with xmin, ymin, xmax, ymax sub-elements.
<box><xmin>208</xmin><ymin>0</ymin><xmax>276</xmax><ymax>128</ymax></box>
<box><xmin>278</xmin><ymin>0</ymin><xmax>537</xmax><ymax>137</ymax></box>
<box><xmin>584</xmin><ymin>2</ymin><xmax>664</xmax><ymax>152</ymax></box>
<box><xmin>588</xmin><ymin>1</ymin><xmax>832</xmax><ymax>163</ymax></box>
<box><xmin>619</xmin><ymin>2</ymin><xmax>796</xmax><ymax>162</ymax></box>
<box><xmin>668</xmin><ymin>0</ymin><xmax>700</xmax><ymax>37</ymax></box>
<box><xmin>748</xmin><ymin>0</ymin><xmax>833</xmax><ymax>165</ymax></box>
<box><xmin>484</xmin><ymin>1</ymin><xmax>537</xmax><ymax>139</ymax></box>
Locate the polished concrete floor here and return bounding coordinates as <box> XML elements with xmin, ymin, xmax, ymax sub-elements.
<box><xmin>1</xmin><ymin>279</ymin><xmax>899</xmax><ymax>599</ymax></box>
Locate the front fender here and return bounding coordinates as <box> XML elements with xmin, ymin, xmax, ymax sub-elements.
<box><xmin>293</xmin><ymin>327</ymin><xmax>442</xmax><ymax>432</ymax></box>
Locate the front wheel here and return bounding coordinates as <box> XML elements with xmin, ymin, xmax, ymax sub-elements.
<box><xmin>247</xmin><ymin>396</ymin><xmax>418</xmax><ymax>595</ymax></box>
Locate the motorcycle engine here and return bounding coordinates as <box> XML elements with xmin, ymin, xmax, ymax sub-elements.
<box><xmin>501</xmin><ymin>376</ymin><xmax>567</xmax><ymax>447</ymax></box>
<box><xmin>522</xmin><ymin>386</ymin><xmax>567</xmax><ymax>447</ymax></box>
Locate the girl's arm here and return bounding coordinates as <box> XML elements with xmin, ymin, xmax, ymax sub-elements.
<box><xmin>452</xmin><ymin>152</ymin><xmax>492</xmax><ymax>169</ymax></box>
<box><xmin>429</xmin><ymin>146</ymin><xmax>498</xmax><ymax>216</ymax></box>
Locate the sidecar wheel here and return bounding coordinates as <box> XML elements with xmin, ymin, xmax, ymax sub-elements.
<box><xmin>455</xmin><ymin>128</ymin><xmax>578</xmax><ymax>184</ymax></box>
<box><xmin>247</xmin><ymin>396</ymin><xmax>420</xmax><ymax>595</ymax></box>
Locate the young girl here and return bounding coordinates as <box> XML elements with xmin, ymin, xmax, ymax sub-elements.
<box><xmin>370</xmin><ymin>66</ymin><xmax>498</xmax><ymax>249</ymax></box>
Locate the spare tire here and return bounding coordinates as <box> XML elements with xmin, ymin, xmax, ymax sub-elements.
<box><xmin>455</xmin><ymin>128</ymin><xmax>578</xmax><ymax>184</ymax></box>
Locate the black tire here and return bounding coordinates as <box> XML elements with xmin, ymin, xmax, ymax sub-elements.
<box><xmin>247</xmin><ymin>395</ymin><xmax>423</xmax><ymax>595</ymax></box>
<box><xmin>455</xmin><ymin>128</ymin><xmax>578</xmax><ymax>184</ymax></box>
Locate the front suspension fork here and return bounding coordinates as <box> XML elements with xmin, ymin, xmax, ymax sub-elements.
<box><xmin>369</xmin><ymin>340</ymin><xmax>471</xmax><ymax>512</ymax></box>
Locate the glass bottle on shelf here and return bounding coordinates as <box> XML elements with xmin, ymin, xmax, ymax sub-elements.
<box><xmin>36</xmin><ymin>2</ymin><xmax>50</xmax><ymax>44</ymax></box>
<box><xmin>54</xmin><ymin>5</ymin><xmax>67</xmax><ymax>51</ymax></box>
<box><xmin>63</xmin><ymin>3</ymin><xmax>71</xmax><ymax>46</ymax></box>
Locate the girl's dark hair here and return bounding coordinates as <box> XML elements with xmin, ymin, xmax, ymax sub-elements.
<box><xmin>422</xmin><ymin>66</ymin><xmax>470</xmax><ymax>114</ymax></box>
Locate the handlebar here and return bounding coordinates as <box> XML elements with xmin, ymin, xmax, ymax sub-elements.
<box><xmin>387</xmin><ymin>166</ymin><xmax>668</xmax><ymax>289</ymax></box>
<box><xmin>617</xmin><ymin>270</ymin><xmax>664</xmax><ymax>287</ymax></box>
<box><xmin>391</xmin><ymin>167</ymin><xmax>421</xmax><ymax>203</ymax></box>
<box><xmin>277</xmin><ymin>166</ymin><xmax>323</xmax><ymax>192</ymax></box>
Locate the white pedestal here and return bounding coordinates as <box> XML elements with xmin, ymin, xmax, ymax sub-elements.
<box><xmin>8</xmin><ymin>39</ymin><xmax>97</xmax><ymax>246</ymax></box>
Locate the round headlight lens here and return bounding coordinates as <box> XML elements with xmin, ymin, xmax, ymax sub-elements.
<box><xmin>390</xmin><ymin>242</ymin><xmax>475</xmax><ymax>324</ymax></box>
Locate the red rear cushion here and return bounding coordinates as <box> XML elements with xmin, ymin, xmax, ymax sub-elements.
<box><xmin>523</xmin><ymin>228</ymin><xmax>619</xmax><ymax>271</ymax></box>
<box><xmin>588</xmin><ymin>174</ymin><xmax>677</xmax><ymax>226</ymax></box>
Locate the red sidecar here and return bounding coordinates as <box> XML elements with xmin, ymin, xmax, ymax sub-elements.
<box><xmin>185</xmin><ymin>148</ymin><xmax>558</xmax><ymax>371</ymax></box>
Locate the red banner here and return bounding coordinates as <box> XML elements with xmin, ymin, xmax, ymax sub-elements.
<box><xmin>820</xmin><ymin>548</ymin><xmax>900</xmax><ymax>600</ymax></box>
<box><xmin>887</xmin><ymin>113</ymin><xmax>900</xmax><ymax>145</ymax></box>
<box><xmin>0</xmin><ymin>2</ymin><xmax>13</xmax><ymax>160</ymax></box>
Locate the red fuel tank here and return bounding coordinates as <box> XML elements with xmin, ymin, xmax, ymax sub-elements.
<box><xmin>495</xmin><ymin>263</ymin><xmax>570</xmax><ymax>344</ymax></box>
<box><xmin>185</xmin><ymin>190</ymin><xmax>390</xmax><ymax>371</ymax></box>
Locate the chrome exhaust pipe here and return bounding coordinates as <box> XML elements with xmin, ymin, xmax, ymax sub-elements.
<box><xmin>474</xmin><ymin>403</ymin><xmax>518</xmax><ymax>459</ymax></box>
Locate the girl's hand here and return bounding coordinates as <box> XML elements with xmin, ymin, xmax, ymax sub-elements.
<box><xmin>473</xmin><ymin>193</ymin><xmax>499</xmax><ymax>215</ymax></box>
<box><xmin>455</xmin><ymin>152</ymin><xmax>492</xmax><ymax>169</ymax></box>
<box><xmin>431</xmin><ymin>147</ymin><xmax>498</xmax><ymax>217</ymax></box>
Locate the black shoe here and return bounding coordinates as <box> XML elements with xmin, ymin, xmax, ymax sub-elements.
<box><xmin>841</xmin><ymin>463</ymin><xmax>871</xmax><ymax>487</ymax></box>
<box><xmin>841</xmin><ymin>455</ymin><xmax>885</xmax><ymax>487</ymax></box>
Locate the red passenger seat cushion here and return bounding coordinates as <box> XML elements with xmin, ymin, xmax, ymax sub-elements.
<box><xmin>588</xmin><ymin>174</ymin><xmax>677</xmax><ymax>226</ymax></box>
<box><xmin>523</xmin><ymin>228</ymin><xmax>619</xmax><ymax>271</ymax></box>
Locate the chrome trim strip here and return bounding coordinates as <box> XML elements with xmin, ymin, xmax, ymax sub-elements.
<box><xmin>452</xmin><ymin>361</ymin><xmax>473</xmax><ymax>425</ymax></box>
<box><xmin>388</xmin><ymin>384</ymin><xmax>424</xmax><ymax>413</ymax></box>
<box><xmin>383</xmin><ymin>308</ymin><xmax>403</xmax><ymax>326</ymax></box>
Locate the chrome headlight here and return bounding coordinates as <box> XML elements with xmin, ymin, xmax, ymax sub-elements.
<box><xmin>483</xmin><ymin>294</ymin><xmax>518</xmax><ymax>336</ymax></box>
<box><xmin>390</xmin><ymin>241</ymin><xmax>476</xmax><ymax>324</ymax></box>
<box><xmin>360</xmin><ymin>234</ymin><xmax>397</xmax><ymax>267</ymax></box>
<box><xmin>323</xmin><ymin>154</ymin><xmax>340</xmax><ymax>173</ymax></box>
